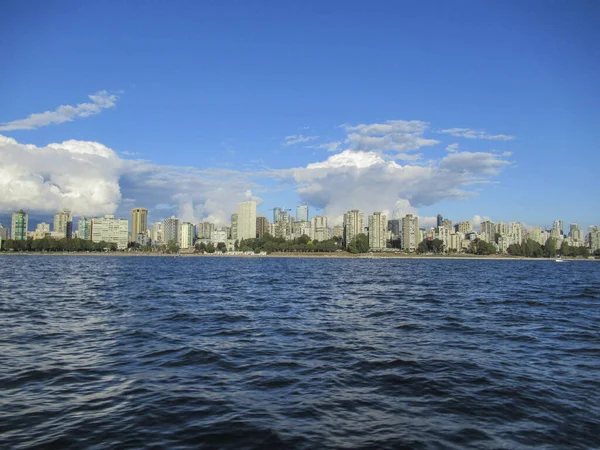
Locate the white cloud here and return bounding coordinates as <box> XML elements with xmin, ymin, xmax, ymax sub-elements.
<box><xmin>307</xmin><ymin>141</ymin><xmax>342</xmax><ymax>152</ymax></box>
<box><xmin>0</xmin><ymin>134</ymin><xmax>259</xmax><ymax>226</ymax></box>
<box><xmin>446</xmin><ymin>143</ymin><xmax>460</xmax><ymax>152</ymax></box>
<box><xmin>343</xmin><ymin>120</ymin><xmax>439</xmax><ymax>154</ymax></box>
<box><xmin>276</xmin><ymin>149</ymin><xmax>510</xmax><ymax>224</ymax></box>
<box><xmin>472</xmin><ymin>215</ymin><xmax>492</xmax><ymax>227</ymax></box>
<box><xmin>440</xmin><ymin>128</ymin><xmax>515</xmax><ymax>141</ymax></box>
<box><xmin>0</xmin><ymin>91</ymin><xmax>119</xmax><ymax>131</ymax></box>
<box><xmin>282</xmin><ymin>135</ymin><xmax>319</xmax><ymax>146</ymax></box>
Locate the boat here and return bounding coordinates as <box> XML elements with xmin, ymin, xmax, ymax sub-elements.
<box><xmin>555</xmin><ymin>256</ymin><xmax>564</xmax><ymax>262</ymax></box>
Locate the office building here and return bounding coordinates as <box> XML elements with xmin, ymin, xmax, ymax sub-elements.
<box><xmin>296</xmin><ymin>205</ymin><xmax>309</xmax><ymax>222</ymax></box>
<box><xmin>163</xmin><ymin>216</ymin><xmax>180</xmax><ymax>244</ymax></box>
<box><xmin>130</xmin><ymin>208</ymin><xmax>148</xmax><ymax>242</ymax></box>
<box><xmin>437</xmin><ymin>214</ymin><xmax>443</xmax><ymax>227</ymax></box>
<box><xmin>237</xmin><ymin>201</ymin><xmax>257</xmax><ymax>241</ymax></box>
<box><xmin>368</xmin><ymin>212</ymin><xmax>387</xmax><ymax>250</ymax></box>
<box><xmin>91</xmin><ymin>215</ymin><xmax>128</xmax><ymax>249</ymax></box>
<box><xmin>53</xmin><ymin>209</ymin><xmax>73</xmax><ymax>239</ymax></box>
<box><xmin>11</xmin><ymin>210</ymin><xmax>28</xmax><ymax>240</ymax></box>
<box><xmin>401</xmin><ymin>214</ymin><xmax>419</xmax><ymax>251</ymax></box>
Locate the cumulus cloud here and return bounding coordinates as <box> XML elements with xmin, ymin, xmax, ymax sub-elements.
<box><xmin>277</xmin><ymin>149</ymin><xmax>510</xmax><ymax>224</ymax></box>
<box><xmin>440</xmin><ymin>128</ymin><xmax>515</xmax><ymax>141</ymax></box>
<box><xmin>282</xmin><ymin>135</ymin><xmax>319</xmax><ymax>146</ymax></box>
<box><xmin>0</xmin><ymin>134</ymin><xmax>122</xmax><ymax>215</ymax></box>
<box><xmin>446</xmin><ymin>143</ymin><xmax>460</xmax><ymax>152</ymax></box>
<box><xmin>0</xmin><ymin>91</ymin><xmax>119</xmax><ymax>131</ymax></box>
<box><xmin>0</xmin><ymin>134</ymin><xmax>258</xmax><ymax>225</ymax></box>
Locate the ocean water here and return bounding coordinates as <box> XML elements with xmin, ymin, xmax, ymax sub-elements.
<box><xmin>1</xmin><ymin>255</ymin><xmax>599</xmax><ymax>449</ymax></box>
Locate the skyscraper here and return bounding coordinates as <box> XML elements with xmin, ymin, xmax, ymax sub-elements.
<box><xmin>54</xmin><ymin>209</ymin><xmax>73</xmax><ymax>239</ymax></box>
<box><xmin>368</xmin><ymin>212</ymin><xmax>387</xmax><ymax>250</ymax></box>
<box><xmin>163</xmin><ymin>216</ymin><xmax>180</xmax><ymax>244</ymax></box>
<box><xmin>11</xmin><ymin>210</ymin><xmax>28</xmax><ymax>240</ymax></box>
<box><xmin>151</xmin><ymin>222</ymin><xmax>164</xmax><ymax>243</ymax></box>
<box><xmin>237</xmin><ymin>201</ymin><xmax>257</xmax><ymax>241</ymax></box>
<box><xmin>296</xmin><ymin>205</ymin><xmax>309</xmax><ymax>222</ymax></box>
<box><xmin>401</xmin><ymin>214</ymin><xmax>419</xmax><ymax>251</ymax></box>
<box><xmin>131</xmin><ymin>207</ymin><xmax>148</xmax><ymax>242</ymax></box>
<box><xmin>343</xmin><ymin>210</ymin><xmax>364</xmax><ymax>247</ymax></box>
<box><xmin>273</xmin><ymin>207</ymin><xmax>282</xmax><ymax>223</ymax></box>
<box><xmin>437</xmin><ymin>214</ymin><xmax>443</xmax><ymax>227</ymax></box>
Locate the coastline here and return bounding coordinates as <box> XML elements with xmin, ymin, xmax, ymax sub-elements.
<box><xmin>0</xmin><ymin>251</ymin><xmax>597</xmax><ymax>261</ymax></box>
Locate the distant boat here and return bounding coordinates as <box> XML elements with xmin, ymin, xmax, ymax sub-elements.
<box><xmin>555</xmin><ymin>256</ymin><xmax>564</xmax><ymax>262</ymax></box>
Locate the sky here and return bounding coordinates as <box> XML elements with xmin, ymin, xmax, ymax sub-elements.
<box><xmin>1</xmin><ymin>0</ymin><xmax>599</xmax><ymax>230</ymax></box>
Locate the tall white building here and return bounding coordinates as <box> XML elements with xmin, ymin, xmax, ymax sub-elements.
<box><xmin>91</xmin><ymin>215</ymin><xmax>129</xmax><ymax>249</ymax></box>
<box><xmin>33</xmin><ymin>222</ymin><xmax>51</xmax><ymax>240</ymax></box>
<box><xmin>508</xmin><ymin>222</ymin><xmax>523</xmax><ymax>246</ymax></box>
<box><xmin>163</xmin><ymin>217</ymin><xmax>180</xmax><ymax>244</ymax></box>
<box><xmin>179</xmin><ymin>222</ymin><xmax>195</xmax><ymax>249</ymax></box>
<box><xmin>312</xmin><ymin>216</ymin><xmax>330</xmax><ymax>242</ymax></box>
<box><xmin>296</xmin><ymin>205</ymin><xmax>309</xmax><ymax>222</ymax></box>
<box><xmin>368</xmin><ymin>212</ymin><xmax>387</xmax><ymax>250</ymax></box>
<box><xmin>54</xmin><ymin>209</ymin><xmax>73</xmax><ymax>239</ymax></box>
<box><xmin>197</xmin><ymin>222</ymin><xmax>215</xmax><ymax>239</ymax></box>
<box><xmin>150</xmin><ymin>222</ymin><xmax>163</xmax><ymax>243</ymax></box>
<box><xmin>237</xmin><ymin>201</ymin><xmax>257</xmax><ymax>241</ymax></box>
<box><xmin>343</xmin><ymin>210</ymin><xmax>364</xmax><ymax>246</ymax></box>
<box><xmin>401</xmin><ymin>214</ymin><xmax>419</xmax><ymax>251</ymax></box>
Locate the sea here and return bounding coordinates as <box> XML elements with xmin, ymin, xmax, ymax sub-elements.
<box><xmin>1</xmin><ymin>256</ymin><xmax>599</xmax><ymax>449</ymax></box>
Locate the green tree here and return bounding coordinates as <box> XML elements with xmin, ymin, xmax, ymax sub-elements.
<box><xmin>544</xmin><ymin>238</ymin><xmax>557</xmax><ymax>257</ymax></box>
<box><xmin>217</xmin><ymin>242</ymin><xmax>227</xmax><ymax>253</ymax></box>
<box><xmin>166</xmin><ymin>239</ymin><xmax>180</xmax><ymax>253</ymax></box>
<box><xmin>347</xmin><ymin>233</ymin><xmax>369</xmax><ymax>254</ymax></box>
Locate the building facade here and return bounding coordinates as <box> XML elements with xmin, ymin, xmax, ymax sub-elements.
<box><xmin>343</xmin><ymin>210</ymin><xmax>364</xmax><ymax>247</ymax></box>
<box><xmin>78</xmin><ymin>217</ymin><xmax>93</xmax><ymax>240</ymax></box>
<box><xmin>401</xmin><ymin>214</ymin><xmax>419</xmax><ymax>251</ymax></box>
<box><xmin>237</xmin><ymin>201</ymin><xmax>257</xmax><ymax>241</ymax></box>
<box><xmin>130</xmin><ymin>208</ymin><xmax>148</xmax><ymax>242</ymax></box>
<box><xmin>368</xmin><ymin>212</ymin><xmax>387</xmax><ymax>250</ymax></box>
<box><xmin>256</xmin><ymin>215</ymin><xmax>270</xmax><ymax>238</ymax></box>
<box><xmin>150</xmin><ymin>222</ymin><xmax>163</xmax><ymax>243</ymax></box>
<box><xmin>53</xmin><ymin>209</ymin><xmax>73</xmax><ymax>239</ymax></box>
<box><xmin>179</xmin><ymin>222</ymin><xmax>196</xmax><ymax>249</ymax></box>
<box><xmin>11</xmin><ymin>210</ymin><xmax>28</xmax><ymax>240</ymax></box>
<box><xmin>91</xmin><ymin>215</ymin><xmax>129</xmax><ymax>249</ymax></box>
<box><xmin>163</xmin><ymin>217</ymin><xmax>180</xmax><ymax>244</ymax></box>
<box><xmin>296</xmin><ymin>205</ymin><xmax>309</xmax><ymax>222</ymax></box>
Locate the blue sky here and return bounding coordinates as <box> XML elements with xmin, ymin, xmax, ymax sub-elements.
<box><xmin>1</xmin><ymin>0</ymin><xmax>599</xmax><ymax>229</ymax></box>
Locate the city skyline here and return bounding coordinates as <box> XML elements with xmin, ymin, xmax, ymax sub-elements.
<box><xmin>1</xmin><ymin>2</ymin><xmax>599</xmax><ymax>229</ymax></box>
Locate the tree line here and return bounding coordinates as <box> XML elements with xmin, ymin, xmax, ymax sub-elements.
<box><xmin>1</xmin><ymin>237</ymin><xmax>117</xmax><ymax>252</ymax></box>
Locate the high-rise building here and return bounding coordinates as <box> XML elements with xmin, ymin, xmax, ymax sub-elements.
<box><xmin>272</xmin><ymin>207</ymin><xmax>282</xmax><ymax>223</ymax></box>
<box><xmin>388</xmin><ymin>219</ymin><xmax>400</xmax><ymax>238</ymax></box>
<box><xmin>78</xmin><ymin>217</ymin><xmax>93</xmax><ymax>240</ymax></box>
<box><xmin>150</xmin><ymin>222</ymin><xmax>164</xmax><ymax>243</ymax></box>
<box><xmin>11</xmin><ymin>210</ymin><xmax>28</xmax><ymax>240</ymax></box>
<box><xmin>256</xmin><ymin>215</ymin><xmax>270</xmax><ymax>238</ymax></box>
<box><xmin>237</xmin><ymin>201</ymin><xmax>257</xmax><ymax>241</ymax></box>
<box><xmin>437</xmin><ymin>214</ymin><xmax>443</xmax><ymax>227</ymax></box>
<box><xmin>569</xmin><ymin>223</ymin><xmax>584</xmax><ymax>243</ymax></box>
<box><xmin>197</xmin><ymin>222</ymin><xmax>215</xmax><ymax>239</ymax></box>
<box><xmin>401</xmin><ymin>214</ymin><xmax>419</xmax><ymax>251</ymax></box>
<box><xmin>53</xmin><ymin>209</ymin><xmax>73</xmax><ymax>239</ymax></box>
<box><xmin>179</xmin><ymin>222</ymin><xmax>196</xmax><ymax>249</ymax></box>
<box><xmin>368</xmin><ymin>212</ymin><xmax>387</xmax><ymax>250</ymax></box>
<box><xmin>508</xmin><ymin>222</ymin><xmax>523</xmax><ymax>245</ymax></box>
<box><xmin>32</xmin><ymin>222</ymin><xmax>51</xmax><ymax>240</ymax></box>
<box><xmin>296</xmin><ymin>205</ymin><xmax>309</xmax><ymax>222</ymax></box>
<box><xmin>91</xmin><ymin>215</ymin><xmax>128</xmax><ymax>249</ymax></box>
<box><xmin>480</xmin><ymin>220</ymin><xmax>496</xmax><ymax>243</ymax></box>
<box><xmin>527</xmin><ymin>226</ymin><xmax>544</xmax><ymax>245</ymax></box>
<box><xmin>553</xmin><ymin>220</ymin><xmax>564</xmax><ymax>236</ymax></box>
<box><xmin>312</xmin><ymin>216</ymin><xmax>329</xmax><ymax>241</ymax></box>
<box><xmin>455</xmin><ymin>221</ymin><xmax>473</xmax><ymax>234</ymax></box>
<box><xmin>495</xmin><ymin>222</ymin><xmax>508</xmax><ymax>236</ymax></box>
<box><xmin>130</xmin><ymin>208</ymin><xmax>148</xmax><ymax>242</ymax></box>
<box><xmin>230</xmin><ymin>213</ymin><xmax>238</xmax><ymax>240</ymax></box>
<box><xmin>163</xmin><ymin>216</ymin><xmax>180</xmax><ymax>244</ymax></box>
<box><xmin>0</xmin><ymin>224</ymin><xmax>9</xmax><ymax>241</ymax></box>
<box><xmin>333</xmin><ymin>225</ymin><xmax>344</xmax><ymax>239</ymax></box>
<box><xmin>343</xmin><ymin>210</ymin><xmax>364</xmax><ymax>246</ymax></box>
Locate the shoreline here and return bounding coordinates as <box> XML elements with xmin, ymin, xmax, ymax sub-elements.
<box><xmin>0</xmin><ymin>252</ymin><xmax>597</xmax><ymax>261</ymax></box>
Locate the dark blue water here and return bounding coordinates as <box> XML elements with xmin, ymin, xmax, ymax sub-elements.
<box><xmin>1</xmin><ymin>256</ymin><xmax>599</xmax><ymax>449</ymax></box>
